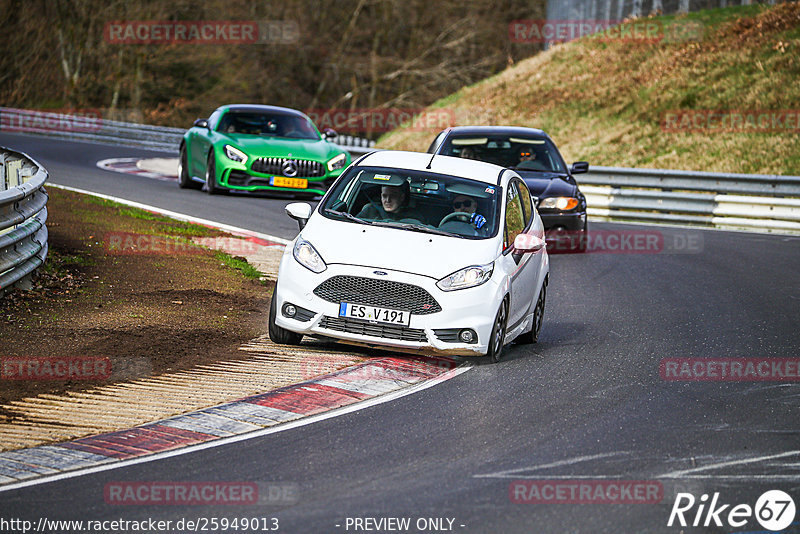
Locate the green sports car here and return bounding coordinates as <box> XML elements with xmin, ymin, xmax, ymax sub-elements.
<box><xmin>178</xmin><ymin>104</ymin><xmax>351</xmax><ymax>196</ymax></box>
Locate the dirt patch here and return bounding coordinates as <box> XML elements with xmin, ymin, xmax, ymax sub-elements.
<box><xmin>0</xmin><ymin>187</ymin><xmax>272</xmax><ymax>408</ymax></box>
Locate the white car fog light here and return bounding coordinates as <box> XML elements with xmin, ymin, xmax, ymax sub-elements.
<box><xmin>459</xmin><ymin>329</ymin><xmax>475</xmax><ymax>343</ymax></box>
<box><xmin>282</xmin><ymin>303</ymin><xmax>297</xmax><ymax>318</ymax></box>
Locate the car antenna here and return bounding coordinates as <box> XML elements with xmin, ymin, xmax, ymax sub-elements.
<box><xmin>425</xmin><ymin>152</ymin><xmax>435</xmax><ymax>170</ymax></box>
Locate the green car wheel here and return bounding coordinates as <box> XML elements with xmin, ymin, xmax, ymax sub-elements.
<box><xmin>178</xmin><ymin>144</ymin><xmax>201</xmax><ymax>189</ymax></box>
<box><xmin>205</xmin><ymin>151</ymin><xmax>222</xmax><ymax>195</ymax></box>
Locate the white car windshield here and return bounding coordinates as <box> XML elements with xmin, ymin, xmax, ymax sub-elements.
<box><xmin>319</xmin><ymin>166</ymin><xmax>501</xmax><ymax>239</ymax></box>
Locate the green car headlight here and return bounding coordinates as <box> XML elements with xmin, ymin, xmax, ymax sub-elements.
<box><xmin>327</xmin><ymin>153</ymin><xmax>347</xmax><ymax>172</ymax></box>
<box><xmin>224</xmin><ymin>145</ymin><xmax>248</xmax><ymax>164</ymax></box>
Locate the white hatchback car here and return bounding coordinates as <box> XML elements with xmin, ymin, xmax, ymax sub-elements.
<box><xmin>269</xmin><ymin>150</ymin><xmax>549</xmax><ymax>362</ymax></box>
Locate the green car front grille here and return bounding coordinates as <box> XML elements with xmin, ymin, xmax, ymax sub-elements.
<box><xmin>251</xmin><ymin>157</ymin><xmax>326</xmax><ymax>177</ymax></box>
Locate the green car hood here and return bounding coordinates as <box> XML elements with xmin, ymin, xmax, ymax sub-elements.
<box><xmin>218</xmin><ymin>134</ymin><xmax>342</xmax><ymax>161</ymax></box>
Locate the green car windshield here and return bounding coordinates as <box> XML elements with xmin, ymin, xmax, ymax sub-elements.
<box><xmin>320</xmin><ymin>166</ymin><xmax>501</xmax><ymax>240</ymax></box>
<box><xmin>217</xmin><ymin>111</ymin><xmax>319</xmax><ymax>140</ymax></box>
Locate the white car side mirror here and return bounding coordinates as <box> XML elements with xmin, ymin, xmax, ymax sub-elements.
<box><xmin>285</xmin><ymin>202</ymin><xmax>312</xmax><ymax>230</ymax></box>
<box><xmin>514</xmin><ymin>233</ymin><xmax>546</xmax><ymax>253</ymax></box>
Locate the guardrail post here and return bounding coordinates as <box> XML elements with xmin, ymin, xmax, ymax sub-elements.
<box><xmin>6</xmin><ymin>159</ymin><xmax>21</xmax><ymax>188</ymax></box>
<box><xmin>21</xmin><ymin>161</ymin><xmax>36</xmax><ymax>183</ymax></box>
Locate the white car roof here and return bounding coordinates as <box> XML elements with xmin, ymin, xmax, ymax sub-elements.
<box><xmin>356</xmin><ymin>150</ymin><xmax>510</xmax><ymax>185</ymax></box>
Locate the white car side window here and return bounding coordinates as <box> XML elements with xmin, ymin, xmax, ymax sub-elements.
<box><xmin>504</xmin><ymin>182</ymin><xmax>525</xmax><ymax>250</ymax></box>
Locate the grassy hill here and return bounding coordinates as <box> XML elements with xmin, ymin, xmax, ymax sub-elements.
<box><xmin>378</xmin><ymin>3</ymin><xmax>800</xmax><ymax>175</ymax></box>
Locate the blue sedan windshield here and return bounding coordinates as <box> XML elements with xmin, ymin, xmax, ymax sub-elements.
<box><xmin>440</xmin><ymin>135</ymin><xmax>566</xmax><ymax>173</ymax></box>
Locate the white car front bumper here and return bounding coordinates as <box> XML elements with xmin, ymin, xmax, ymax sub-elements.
<box><xmin>273</xmin><ymin>252</ymin><xmax>506</xmax><ymax>356</ymax></box>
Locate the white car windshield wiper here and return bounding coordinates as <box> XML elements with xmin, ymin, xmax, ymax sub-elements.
<box><xmin>375</xmin><ymin>221</ymin><xmax>464</xmax><ymax>238</ymax></box>
<box><xmin>324</xmin><ymin>209</ymin><xmax>375</xmax><ymax>225</ymax></box>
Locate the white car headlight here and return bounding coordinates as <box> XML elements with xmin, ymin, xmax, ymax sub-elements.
<box><xmin>326</xmin><ymin>153</ymin><xmax>347</xmax><ymax>172</ymax></box>
<box><xmin>539</xmin><ymin>196</ymin><xmax>579</xmax><ymax>210</ymax></box>
<box><xmin>437</xmin><ymin>263</ymin><xmax>493</xmax><ymax>291</ymax></box>
<box><xmin>224</xmin><ymin>145</ymin><xmax>247</xmax><ymax>164</ymax></box>
<box><xmin>293</xmin><ymin>239</ymin><xmax>327</xmax><ymax>273</ymax></box>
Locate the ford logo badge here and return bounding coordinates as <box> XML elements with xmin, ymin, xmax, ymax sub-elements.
<box><xmin>373</xmin><ymin>271</ymin><xmax>388</xmax><ymax>276</ymax></box>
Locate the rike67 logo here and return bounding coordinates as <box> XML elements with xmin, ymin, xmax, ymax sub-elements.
<box><xmin>668</xmin><ymin>490</ymin><xmax>796</xmax><ymax>531</ymax></box>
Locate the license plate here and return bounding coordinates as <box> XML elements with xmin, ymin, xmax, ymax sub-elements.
<box><xmin>338</xmin><ymin>302</ymin><xmax>410</xmax><ymax>326</ymax></box>
<box><xmin>270</xmin><ymin>176</ymin><xmax>308</xmax><ymax>189</ymax></box>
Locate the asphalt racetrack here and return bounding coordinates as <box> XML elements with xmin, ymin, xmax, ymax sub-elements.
<box><xmin>2</xmin><ymin>132</ymin><xmax>800</xmax><ymax>533</ymax></box>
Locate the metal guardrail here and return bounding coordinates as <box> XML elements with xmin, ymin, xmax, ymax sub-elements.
<box><xmin>0</xmin><ymin>107</ymin><xmax>375</xmax><ymax>155</ymax></box>
<box><xmin>581</xmin><ymin>166</ymin><xmax>800</xmax><ymax>234</ymax></box>
<box><xmin>335</xmin><ymin>134</ymin><xmax>376</xmax><ymax>153</ymax></box>
<box><xmin>0</xmin><ymin>147</ymin><xmax>49</xmax><ymax>296</ymax></box>
<box><xmin>0</xmin><ymin>107</ymin><xmax>183</xmax><ymax>152</ymax></box>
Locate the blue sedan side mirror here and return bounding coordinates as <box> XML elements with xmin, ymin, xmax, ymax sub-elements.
<box><xmin>571</xmin><ymin>162</ymin><xmax>589</xmax><ymax>174</ymax></box>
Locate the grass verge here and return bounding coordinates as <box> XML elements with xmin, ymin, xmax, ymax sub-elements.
<box><xmin>0</xmin><ymin>187</ymin><xmax>272</xmax><ymax>406</ymax></box>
